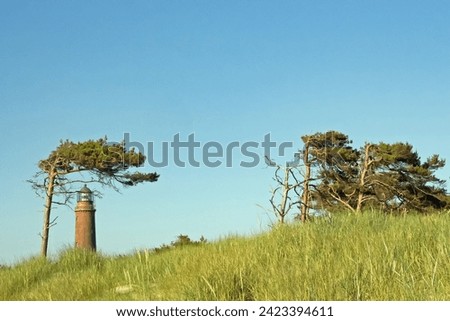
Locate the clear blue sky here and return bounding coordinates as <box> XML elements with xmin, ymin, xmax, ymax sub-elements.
<box><xmin>1</xmin><ymin>0</ymin><xmax>449</xmax><ymax>264</ymax></box>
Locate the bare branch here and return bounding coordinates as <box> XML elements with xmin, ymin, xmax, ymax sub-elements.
<box><xmin>49</xmin><ymin>216</ymin><xmax>58</xmax><ymax>228</ymax></box>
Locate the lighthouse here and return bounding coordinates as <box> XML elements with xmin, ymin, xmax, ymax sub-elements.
<box><xmin>74</xmin><ymin>184</ymin><xmax>96</xmax><ymax>251</ymax></box>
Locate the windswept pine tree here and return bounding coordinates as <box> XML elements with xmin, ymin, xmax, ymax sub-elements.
<box><xmin>300</xmin><ymin>131</ymin><xmax>360</xmax><ymax>216</ymax></box>
<box><xmin>368</xmin><ymin>143</ymin><xmax>447</xmax><ymax>212</ymax></box>
<box><xmin>303</xmin><ymin>131</ymin><xmax>448</xmax><ymax>214</ymax></box>
<box><xmin>29</xmin><ymin>137</ymin><xmax>159</xmax><ymax>257</ymax></box>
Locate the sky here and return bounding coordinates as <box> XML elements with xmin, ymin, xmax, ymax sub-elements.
<box><xmin>1</xmin><ymin>0</ymin><xmax>449</xmax><ymax>264</ymax></box>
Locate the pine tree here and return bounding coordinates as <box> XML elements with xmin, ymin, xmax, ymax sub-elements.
<box><xmin>299</xmin><ymin>131</ymin><xmax>448</xmax><ymax>214</ymax></box>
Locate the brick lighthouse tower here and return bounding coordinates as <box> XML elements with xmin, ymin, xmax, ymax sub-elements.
<box><xmin>75</xmin><ymin>184</ymin><xmax>96</xmax><ymax>251</ymax></box>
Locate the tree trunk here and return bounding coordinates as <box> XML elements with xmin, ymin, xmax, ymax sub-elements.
<box><xmin>356</xmin><ymin>144</ymin><xmax>372</xmax><ymax>213</ymax></box>
<box><xmin>40</xmin><ymin>170</ymin><xmax>56</xmax><ymax>257</ymax></box>
<box><xmin>300</xmin><ymin>143</ymin><xmax>311</xmax><ymax>222</ymax></box>
<box><xmin>278</xmin><ymin>167</ymin><xmax>290</xmax><ymax>223</ymax></box>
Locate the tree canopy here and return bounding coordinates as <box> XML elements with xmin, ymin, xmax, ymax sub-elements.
<box><xmin>38</xmin><ymin>138</ymin><xmax>158</xmax><ymax>186</ymax></box>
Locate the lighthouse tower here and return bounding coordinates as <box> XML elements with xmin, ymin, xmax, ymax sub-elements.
<box><xmin>74</xmin><ymin>185</ymin><xmax>96</xmax><ymax>251</ymax></box>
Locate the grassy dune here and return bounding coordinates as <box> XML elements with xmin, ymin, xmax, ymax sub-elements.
<box><xmin>1</xmin><ymin>212</ymin><xmax>449</xmax><ymax>300</ymax></box>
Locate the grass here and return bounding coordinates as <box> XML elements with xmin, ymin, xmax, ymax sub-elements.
<box><xmin>1</xmin><ymin>211</ymin><xmax>449</xmax><ymax>300</ymax></box>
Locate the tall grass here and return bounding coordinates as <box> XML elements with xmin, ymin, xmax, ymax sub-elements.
<box><xmin>1</xmin><ymin>211</ymin><xmax>448</xmax><ymax>300</ymax></box>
